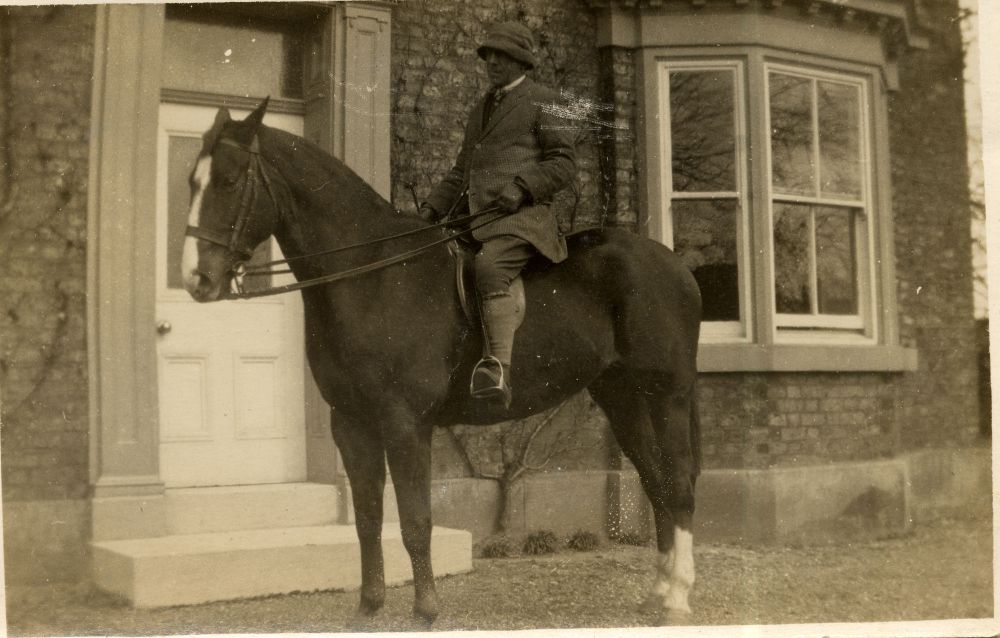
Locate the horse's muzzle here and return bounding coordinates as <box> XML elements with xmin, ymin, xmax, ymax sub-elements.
<box><xmin>184</xmin><ymin>268</ymin><xmax>228</xmax><ymax>303</ymax></box>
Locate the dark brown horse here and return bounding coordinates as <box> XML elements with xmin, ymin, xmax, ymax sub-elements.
<box><xmin>182</xmin><ymin>100</ymin><xmax>702</xmax><ymax>624</ymax></box>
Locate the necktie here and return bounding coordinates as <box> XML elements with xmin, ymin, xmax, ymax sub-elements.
<box><xmin>482</xmin><ymin>90</ymin><xmax>503</xmax><ymax>127</ymax></box>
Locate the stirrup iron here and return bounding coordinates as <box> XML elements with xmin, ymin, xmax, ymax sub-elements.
<box><xmin>470</xmin><ymin>356</ymin><xmax>511</xmax><ymax>408</ymax></box>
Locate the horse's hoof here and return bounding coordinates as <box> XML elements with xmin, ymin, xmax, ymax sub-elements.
<box><xmin>413</xmin><ymin>598</ymin><xmax>439</xmax><ymax>624</ymax></box>
<box><xmin>358</xmin><ymin>594</ymin><xmax>385</xmax><ymax>616</ymax></box>
<box><xmin>347</xmin><ymin>612</ymin><xmax>378</xmax><ymax>632</ymax></box>
<box><xmin>351</xmin><ymin>593</ymin><xmax>384</xmax><ymax>629</ymax></box>
<box><xmin>656</xmin><ymin>609</ymin><xmax>692</xmax><ymax>626</ymax></box>
<box><xmin>639</xmin><ymin>593</ymin><xmax>664</xmax><ymax>615</ymax></box>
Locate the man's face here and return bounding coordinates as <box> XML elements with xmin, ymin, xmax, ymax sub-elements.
<box><xmin>483</xmin><ymin>49</ymin><xmax>528</xmax><ymax>88</ymax></box>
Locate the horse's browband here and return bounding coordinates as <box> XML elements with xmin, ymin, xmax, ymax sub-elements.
<box><xmin>217</xmin><ymin>137</ymin><xmax>260</xmax><ymax>154</ymax></box>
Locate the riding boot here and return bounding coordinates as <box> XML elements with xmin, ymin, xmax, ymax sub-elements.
<box><xmin>471</xmin><ymin>292</ymin><xmax>522</xmax><ymax>408</ymax></box>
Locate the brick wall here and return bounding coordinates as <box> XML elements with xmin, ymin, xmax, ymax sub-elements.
<box><xmin>890</xmin><ymin>0</ymin><xmax>980</xmax><ymax>449</ymax></box>
<box><xmin>0</xmin><ymin>6</ymin><xmax>94</xmax><ymax>502</ymax></box>
<box><xmin>699</xmin><ymin>373</ymin><xmax>899</xmax><ymax>470</ymax></box>
<box><xmin>597</xmin><ymin>46</ymin><xmax>640</xmax><ymax>228</ymax></box>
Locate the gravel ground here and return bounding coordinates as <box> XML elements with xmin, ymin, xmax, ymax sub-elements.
<box><xmin>6</xmin><ymin>514</ymin><xmax>994</xmax><ymax>636</ymax></box>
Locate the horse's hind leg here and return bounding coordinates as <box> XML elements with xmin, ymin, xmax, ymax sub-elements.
<box><xmin>589</xmin><ymin>367</ymin><xmax>697</xmax><ymax>623</ymax></box>
<box><xmin>331</xmin><ymin>415</ymin><xmax>387</xmax><ymax>617</ymax></box>
<box><xmin>647</xmin><ymin>381</ymin><xmax>698</xmax><ymax>622</ymax></box>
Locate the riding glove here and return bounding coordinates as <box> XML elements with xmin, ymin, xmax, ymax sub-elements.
<box><xmin>497</xmin><ymin>183</ymin><xmax>527</xmax><ymax>214</ymax></box>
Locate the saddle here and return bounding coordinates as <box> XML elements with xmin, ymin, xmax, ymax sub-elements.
<box><xmin>448</xmin><ymin>227</ymin><xmax>601</xmax><ymax>327</ymax></box>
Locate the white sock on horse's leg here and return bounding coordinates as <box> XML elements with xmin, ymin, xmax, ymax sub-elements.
<box><xmin>662</xmin><ymin>526</ymin><xmax>695</xmax><ymax>615</ymax></box>
<box><xmin>652</xmin><ymin>547</ymin><xmax>675</xmax><ymax>599</ymax></box>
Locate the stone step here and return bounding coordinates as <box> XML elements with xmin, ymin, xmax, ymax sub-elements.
<box><xmin>92</xmin><ymin>524</ymin><xmax>473</xmax><ymax>608</ymax></box>
<box><xmin>164</xmin><ymin>483</ymin><xmax>341</xmax><ymax>535</ymax></box>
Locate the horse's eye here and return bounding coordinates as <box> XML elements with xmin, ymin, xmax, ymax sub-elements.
<box><xmin>219</xmin><ymin>172</ymin><xmax>240</xmax><ymax>190</ymax></box>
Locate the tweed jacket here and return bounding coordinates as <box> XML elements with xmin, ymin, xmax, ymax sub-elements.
<box><xmin>425</xmin><ymin>78</ymin><xmax>577</xmax><ymax>263</ymax></box>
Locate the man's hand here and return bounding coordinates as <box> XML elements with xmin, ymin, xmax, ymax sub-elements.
<box><xmin>417</xmin><ymin>203</ymin><xmax>438</xmax><ymax>222</ymax></box>
<box><xmin>497</xmin><ymin>183</ymin><xmax>526</xmax><ymax>214</ymax></box>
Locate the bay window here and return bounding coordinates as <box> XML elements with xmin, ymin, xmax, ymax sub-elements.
<box><xmin>593</xmin><ymin>1</ymin><xmax>924</xmax><ymax>372</ymax></box>
<box><xmin>646</xmin><ymin>49</ymin><xmax>913</xmax><ymax>371</ymax></box>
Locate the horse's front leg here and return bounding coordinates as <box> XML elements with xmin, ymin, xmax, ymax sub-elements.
<box><xmin>330</xmin><ymin>414</ymin><xmax>387</xmax><ymax>617</ymax></box>
<box><xmin>382</xmin><ymin>409</ymin><xmax>438</xmax><ymax>623</ymax></box>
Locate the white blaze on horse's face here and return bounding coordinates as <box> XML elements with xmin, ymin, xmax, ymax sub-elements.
<box><xmin>181</xmin><ymin>155</ymin><xmax>214</xmax><ymax>296</ymax></box>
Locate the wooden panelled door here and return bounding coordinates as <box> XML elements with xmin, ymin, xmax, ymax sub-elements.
<box><xmin>155</xmin><ymin>103</ymin><xmax>307</xmax><ymax>487</ymax></box>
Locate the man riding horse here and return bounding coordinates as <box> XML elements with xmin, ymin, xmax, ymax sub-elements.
<box><xmin>182</xmin><ymin>20</ymin><xmax>701</xmax><ymax>623</ymax></box>
<box><xmin>419</xmin><ymin>22</ymin><xmax>577</xmax><ymax>408</ymax></box>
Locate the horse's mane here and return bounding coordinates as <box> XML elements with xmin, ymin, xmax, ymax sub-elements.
<box><xmin>257</xmin><ymin>124</ymin><xmax>398</xmax><ymax>220</ymax></box>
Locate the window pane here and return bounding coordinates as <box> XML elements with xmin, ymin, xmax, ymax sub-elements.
<box><xmin>669</xmin><ymin>70</ymin><xmax>737</xmax><ymax>192</ymax></box>
<box><xmin>818</xmin><ymin>81</ymin><xmax>862</xmax><ymax>200</ymax></box>
<box><xmin>167</xmin><ymin>136</ymin><xmax>271</xmax><ymax>291</ymax></box>
<box><xmin>163</xmin><ymin>6</ymin><xmax>305</xmax><ymax>99</ymax></box>
<box><xmin>672</xmin><ymin>199</ymin><xmax>740</xmax><ymax>321</ymax></box>
<box><xmin>815</xmin><ymin>206</ymin><xmax>858</xmax><ymax>314</ymax></box>
<box><xmin>773</xmin><ymin>203</ymin><xmax>859</xmax><ymax>316</ymax></box>
<box><xmin>769</xmin><ymin>73</ymin><xmax>815</xmax><ymax>196</ymax></box>
<box><xmin>773</xmin><ymin>203</ymin><xmax>811</xmax><ymax>314</ymax></box>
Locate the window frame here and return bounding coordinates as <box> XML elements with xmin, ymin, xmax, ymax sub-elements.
<box><xmin>640</xmin><ymin>45</ymin><xmax>914</xmax><ymax>372</ymax></box>
<box><xmin>657</xmin><ymin>59</ymin><xmax>752</xmax><ymax>343</ymax></box>
<box><xmin>763</xmin><ymin>62</ymin><xmax>876</xmax><ymax>336</ymax></box>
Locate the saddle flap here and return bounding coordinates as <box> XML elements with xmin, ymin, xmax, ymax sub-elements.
<box><xmin>450</xmin><ymin>241</ymin><xmax>524</xmax><ymax>327</ymax></box>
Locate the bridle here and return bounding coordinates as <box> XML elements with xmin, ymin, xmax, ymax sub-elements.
<box><xmin>185</xmin><ymin>134</ymin><xmax>505</xmax><ymax>301</ymax></box>
<box><xmin>185</xmin><ymin>137</ymin><xmax>276</xmax><ymax>261</ymax></box>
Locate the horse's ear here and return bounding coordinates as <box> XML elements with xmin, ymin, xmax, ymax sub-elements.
<box><xmin>214</xmin><ymin>106</ymin><xmax>232</xmax><ymax>128</ymax></box>
<box><xmin>244</xmin><ymin>96</ymin><xmax>269</xmax><ymax>133</ymax></box>
<box><xmin>202</xmin><ymin>107</ymin><xmax>232</xmax><ymax>151</ymax></box>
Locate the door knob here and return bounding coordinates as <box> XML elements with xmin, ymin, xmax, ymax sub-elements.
<box><xmin>157</xmin><ymin>320</ymin><xmax>172</xmax><ymax>335</ymax></box>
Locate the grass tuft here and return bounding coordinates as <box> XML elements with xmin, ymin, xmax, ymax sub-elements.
<box><xmin>479</xmin><ymin>535</ymin><xmax>515</xmax><ymax>558</ymax></box>
<box><xmin>522</xmin><ymin>530</ymin><xmax>559</xmax><ymax>555</ymax></box>
<box><xmin>566</xmin><ymin>530</ymin><xmax>600</xmax><ymax>552</ymax></box>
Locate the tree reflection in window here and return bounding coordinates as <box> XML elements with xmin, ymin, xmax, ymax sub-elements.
<box><xmin>818</xmin><ymin>81</ymin><xmax>862</xmax><ymax>200</ymax></box>
<box><xmin>815</xmin><ymin>207</ymin><xmax>857</xmax><ymax>314</ymax></box>
<box><xmin>670</xmin><ymin>71</ymin><xmax>736</xmax><ymax>193</ymax></box>
<box><xmin>668</xmin><ymin>68</ymin><xmax>741</xmax><ymax>322</ymax></box>
<box><xmin>769</xmin><ymin>71</ymin><xmax>864</xmax><ymax>320</ymax></box>
<box><xmin>773</xmin><ymin>204</ymin><xmax>858</xmax><ymax>316</ymax></box>
<box><xmin>770</xmin><ymin>73</ymin><xmax>814</xmax><ymax>196</ymax></box>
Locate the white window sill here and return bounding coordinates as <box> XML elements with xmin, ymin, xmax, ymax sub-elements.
<box><xmin>698</xmin><ymin>343</ymin><xmax>918</xmax><ymax>372</ymax></box>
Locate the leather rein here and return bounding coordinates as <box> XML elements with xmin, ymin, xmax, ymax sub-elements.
<box><xmin>185</xmin><ymin>136</ymin><xmax>500</xmax><ymax>301</ymax></box>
